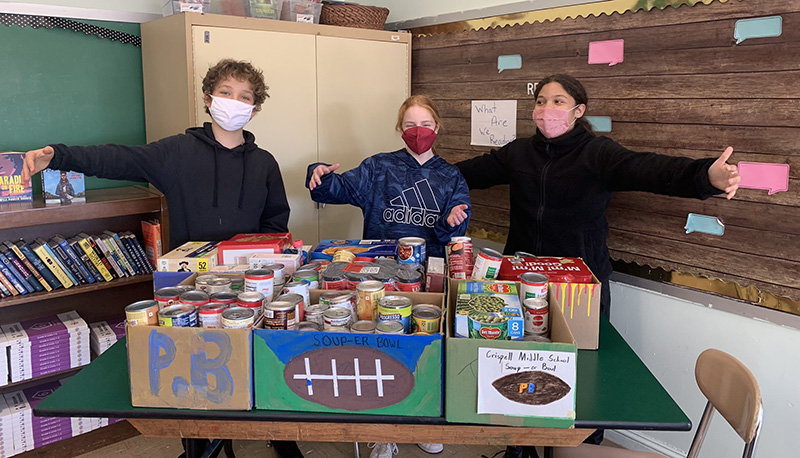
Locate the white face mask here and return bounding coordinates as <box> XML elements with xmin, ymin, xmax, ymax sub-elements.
<box><xmin>208</xmin><ymin>95</ymin><xmax>255</xmax><ymax>131</ymax></box>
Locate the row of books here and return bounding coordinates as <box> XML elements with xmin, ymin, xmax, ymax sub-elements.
<box><xmin>0</xmin><ymin>231</ymin><xmax>153</xmax><ymax>298</ymax></box>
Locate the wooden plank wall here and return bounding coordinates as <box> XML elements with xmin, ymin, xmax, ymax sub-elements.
<box><xmin>412</xmin><ymin>0</ymin><xmax>800</xmax><ymax>301</ymax></box>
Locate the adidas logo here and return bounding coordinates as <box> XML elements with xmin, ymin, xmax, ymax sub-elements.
<box><xmin>383</xmin><ymin>179</ymin><xmax>441</xmax><ymax>228</ymax></box>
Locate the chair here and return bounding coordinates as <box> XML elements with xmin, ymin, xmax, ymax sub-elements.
<box><xmin>553</xmin><ymin>348</ymin><xmax>763</xmax><ymax>458</ymax></box>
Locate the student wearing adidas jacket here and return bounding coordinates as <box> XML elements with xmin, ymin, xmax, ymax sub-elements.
<box><xmin>307</xmin><ymin>95</ymin><xmax>471</xmax><ymax>260</ymax></box>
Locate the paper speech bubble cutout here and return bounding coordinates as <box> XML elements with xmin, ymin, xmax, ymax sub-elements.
<box><xmin>585</xmin><ymin>116</ymin><xmax>612</xmax><ymax>133</ymax></box>
<box><xmin>588</xmin><ymin>39</ymin><xmax>624</xmax><ymax>66</ymax></box>
<box><xmin>497</xmin><ymin>54</ymin><xmax>522</xmax><ymax>73</ymax></box>
<box><xmin>738</xmin><ymin>162</ymin><xmax>790</xmax><ymax>195</ymax></box>
<box><xmin>685</xmin><ymin>213</ymin><xmax>725</xmax><ymax>236</ymax></box>
<box><xmin>734</xmin><ymin>16</ymin><xmax>782</xmax><ymax>44</ymax></box>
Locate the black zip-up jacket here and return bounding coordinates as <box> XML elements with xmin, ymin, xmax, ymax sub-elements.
<box><xmin>50</xmin><ymin>123</ymin><xmax>290</xmax><ymax>250</ymax></box>
<box><xmin>456</xmin><ymin>125</ymin><xmax>721</xmax><ymax>283</ymax></box>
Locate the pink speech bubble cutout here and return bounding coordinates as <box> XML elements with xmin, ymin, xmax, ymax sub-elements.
<box><xmin>738</xmin><ymin>162</ymin><xmax>790</xmax><ymax>195</ymax></box>
<box><xmin>588</xmin><ymin>39</ymin><xmax>624</xmax><ymax>66</ymax></box>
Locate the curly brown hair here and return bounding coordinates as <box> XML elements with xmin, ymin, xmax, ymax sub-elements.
<box><xmin>202</xmin><ymin>59</ymin><xmax>269</xmax><ymax>114</ymax></box>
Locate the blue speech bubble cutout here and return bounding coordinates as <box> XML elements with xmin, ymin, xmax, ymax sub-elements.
<box><xmin>685</xmin><ymin>213</ymin><xmax>725</xmax><ymax>236</ymax></box>
<box><xmin>734</xmin><ymin>16</ymin><xmax>782</xmax><ymax>44</ymax></box>
<box><xmin>585</xmin><ymin>116</ymin><xmax>612</xmax><ymax>133</ymax></box>
<box><xmin>497</xmin><ymin>54</ymin><xmax>522</xmax><ymax>73</ymax></box>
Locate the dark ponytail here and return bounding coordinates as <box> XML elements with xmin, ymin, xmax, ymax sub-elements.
<box><xmin>533</xmin><ymin>74</ymin><xmax>594</xmax><ymax>134</ymax></box>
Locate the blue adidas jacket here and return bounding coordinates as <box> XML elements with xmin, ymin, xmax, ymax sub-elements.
<box><xmin>307</xmin><ymin>149</ymin><xmax>471</xmax><ymax>258</ymax></box>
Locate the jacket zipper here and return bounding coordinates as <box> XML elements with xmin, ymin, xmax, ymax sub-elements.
<box><xmin>535</xmin><ymin>142</ymin><xmax>552</xmax><ymax>254</ymax></box>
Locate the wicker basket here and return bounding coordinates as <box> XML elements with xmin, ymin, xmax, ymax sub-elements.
<box><xmin>320</xmin><ymin>4</ymin><xmax>390</xmax><ymax>30</ymax></box>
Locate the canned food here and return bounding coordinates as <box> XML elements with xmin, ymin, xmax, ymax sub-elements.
<box><xmin>356</xmin><ymin>280</ymin><xmax>385</xmax><ymax>321</ymax></box>
<box><xmin>180</xmin><ymin>290</ymin><xmax>210</xmax><ymax>307</ymax></box>
<box><xmin>125</xmin><ymin>300</ymin><xmax>159</xmax><ymax>326</ymax></box>
<box><xmin>468</xmin><ymin>313</ymin><xmax>509</xmax><ymax>340</ymax></box>
<box><xmin>237</xmin><ymin>291</ymin><xmax>266</xmax><ymax>313</ymax></box>
<box><xmin>282</xmin><ymin>281</ymin><xmax>310</xmax><ymax>319</ymax></box>
<box><xmin>522</xmin><ymin>297</ymin><xmax>549</xmax><ymax>336</ymax></box>
<box><xmin>299</xmin><ymin>262</ymin><xmax>323</xmax><ymax>271</ymax></box>
<box><xmin>377</xmin><ymin>295</ymin><xmax>413</xmax><ymax>333</ymax></box>
<box><xmin>370</xmin><ymin>270</ymin><xmax>397</xmax><ymax>291</ymax></box>
<box><xmin>293</xmin><ymin>269</ymin><xmax>319</xmax><ymax>289</ymax></box>
<box><xmin>471</xmin><ymin>248</ymin><xmax>504</xmax><ymax>280</ymax></box>
<box><xmin>332</xmin><ymin>249</ymin><xmax>356</xmax><ymax>263</ymax></box>
<box><xmin>304</xmin><ymin>304</ymin><xmax>329</xmax><ymax>327</ymax></box>
<box><xmin>395</xmin><ymin>266</ymin><xmax>422</xmax><ymax>292</ymax></box>
<box><xmin>210</xmin><ymin>291</ymin><xmax>238</xmax><ymax>305</ymax></box>
<box><xmin>321</xmin><ymin>273</ymin><xmax>347</xmax><ymax>290</ymax></box>
<box><xmin>375</xmin><ymin>320</ymin><xmax>405</xmax><ymax>335</ymax></box>
<box><xmin>411</xmin><ymin>305</ymin><xmax>442</xmax><ymax>334</ymax></box>
<box><xmin>206</xmin><ymin>277</ymin><xmax>232</xmax><ymax>295</ymax></box>
<box><xmin>326</xmin><ymin>325</ymin><xmax>350</xmax><ymax>333</ymax></box>
<box><xmin>325</xmin><ymin>292</ymin><xmax>358</xmax><ymax>321</ymax></box>
<box><xmin>447</xmin><ymin>236</ymin><xmax>474</xmax><ymax>279</ymax></box>
<box><xmin>350</xmin><ymin>320</ymin><xmax>376</xmax><ymax>334</ymax></box>
<box><xmin>154</xmin><ymin>287</ymin><xmax>184</xmax><ymax>310</ymax></box>
<box><xmin>245</xmin><ymin>268</ymin><xmax>274</xmax><ymax>300</ymax></box>
<box><xmin>345</xmin><ymin>271</ymin><xmax>372</xmax><ymax>290</ymax></box>
<box><xmin>230</xmin><ymin>277</ymin><xmax>244</xmax><ymax>291</ymax></box>
<box><xmin>261</xmin><ymin>263</ymin><xmax>286</xmax><ymax>284</ymax></box>
<box><xmin>198</xmin><ymin>302</ymin><xmax>229</xmax><ymax>328</ymax></box>
<box><xmin>158</xmin><ymin>304</ymin><xmax>198</xmax><ymax>327</ymax></box>
<box><xmin>520</xmin><ymin>272</ymin><xmax>549</xmax><ymax>300</ymax></box>
<box><xmin>397</xmin><ymin>237</ymin><xmax>426</xmax><ymax>265</ymax></box>
<box><xmin>221</xmin><ymin>307</ymin><xmax>256</xmax><ymax>329</ymax></box>
<box><xmin>275</xmin><ymin>292</ymin><xmax>305</xmax><ymax>322</ymax></box>
<box><xmin>263</xmin><ymin>301</ymin><xmax>296</xmax><ymax>330</ymax></box>
<box><xmin>323</xmin><ymin>307</ymin><xmax>352</xmax><ymax>329</ymax></box>
<box><xmin>195</xmin><ymin>274</ymin><xmax>218</xmax><ymax>292</ymax></box>
<box><xmin>297</xmin><ymin>321</ymin><xmax>322</xmax><ymax>332</ymax></box>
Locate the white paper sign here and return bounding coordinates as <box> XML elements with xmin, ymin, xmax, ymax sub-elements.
<box><xmin>477</xmin><ymin>347</ymin><xmax>576</xmax><ymax>418</ymax></box>
<box><xmin>471</xmin><ymin>100</ymin><xmax>517</xmax><ymax>147</ymax></box>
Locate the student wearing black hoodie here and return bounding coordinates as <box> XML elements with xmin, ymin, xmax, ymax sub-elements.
<box><xmin>22</xmin><ymin>59</ymin><xmax>290</xmax><ymax>251</ymax></box>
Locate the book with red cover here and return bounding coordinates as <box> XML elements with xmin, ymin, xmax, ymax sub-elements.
<box><xmin>216</xmin><ymin>233</ymin><xmax>292</xmax><ymax>265</ymax></box>
<box><xmin>497</xmin><ymin>256</ymin><xmax>594</xmax><ymax>283</ymax></box>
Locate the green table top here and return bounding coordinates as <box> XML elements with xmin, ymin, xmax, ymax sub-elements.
<box><xmin>35</xmin><ymin>317</ymin><xmax>690</xmax><ymax>431</ymax></box>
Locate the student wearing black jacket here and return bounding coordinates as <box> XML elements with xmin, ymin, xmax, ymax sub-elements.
<box><xmin>22</xmin><ymin>59</ymin><xmax>290</xmax><ymax>251</ymax></box>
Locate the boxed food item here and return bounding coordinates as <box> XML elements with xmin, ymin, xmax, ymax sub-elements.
<box><xmin>158</xmin><ymin>241</ymin><xmax>219</xmax><ymax>273</ymax></box>
<box><xmin>248</xmin><ymin>252</ymin><xmax>303</xmax><ymax>276</ymax></box>
<box><xmin>216</xmin><ymin>233</ymin><xmax>292</xmax><ymax>265</ymax></box>
<box><xmin>454</xmin><ymin>280</ymin><xmax>524</xmax><ymax>341</ymax></box>
<box><xmin>425</xmin><ymin>256</ymin><xmax>446</xmax><ymax>293</ymax></box>
<box><xmin>498</xmin><ymin>256</ymin><xmax>594</xmax><ymax>283</ymax></box>
<box><xmin>311</xmin><ymin>239</ymin><xmax>396</xmax><ymax>261</ymax></box>
<box><xmin>247</xmin><ymin>0</ymin><xmax>282</xmax><ymax>18</ymax></box>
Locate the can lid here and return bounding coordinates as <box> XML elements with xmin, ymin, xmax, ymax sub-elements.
<box><xmin>378</xmin><ymin>295</ymin><xmax>413</xmax><ymax>308</ymax></box>
<box><xmin>479</xmin><ymin>247</ymin><xmax>504</xmax><ymax>260</ymax></box>
<box><xmin>356</xmin><ymin>280</ymin><xmax>385</xmax><ymax>292</ymax></box>
<box><xmin>398</xmin><ymin>237</ymin><xmax>426</xmax><ymax>245</ymax></box>
<box><xmin>375</xmin><ymin>320</ymin><xmax>405</xmax><ymax>333</ymax></box>
<box><xmin>245</xmin><ymin>268</ymin><xmax>274</xmax><ymax>278</ymax></box>
<box><xmin>350</xmin><ymin>320</ymin><xmax>377</xmax><ymax>332</ymax></box>
<box><xmin>267</xmin><ymin>300</ymin><xmax>296</xmax><ymax>311</ymax></box>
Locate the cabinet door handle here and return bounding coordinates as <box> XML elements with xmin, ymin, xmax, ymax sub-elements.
<box><xmin>315</xmin><ymin>202</ymin><xmax>326</xmax><ymax>209</ymax></box>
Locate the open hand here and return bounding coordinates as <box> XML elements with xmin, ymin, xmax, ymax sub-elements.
<box><xmin>308</xmin><ymin>163</ymin><xmax>340</xmax><ymax>190</ymax></box>
<box><xmin>708</xmin><ymin>147</ymin><xmax>740</xmax><ymax>200</ymax></box>
<box><xmin>446</xmin><ymin>204</ymin><xmax>469</xmax><ymax>227</ymax></box>
<box><xmin>22</xmin><ymin>146</ymin><xmax>55</xmax><ymax>186</ymax></box>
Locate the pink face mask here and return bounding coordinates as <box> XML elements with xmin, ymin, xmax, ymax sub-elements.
<box><xmin>533</xmin><ymin>105</ymin><xmax>580</xmax><ymax>139</ymax></box>
<box><xmin>402</xmin><ymin>126</ymin><xmax>438</xmax><ymax>155</ymax></box>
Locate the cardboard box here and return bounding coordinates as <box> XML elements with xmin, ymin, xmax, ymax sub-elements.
<box><xmin>310</xmin><ymin>239</ymin><xmax>396</xmax><ymax>261</ymax></box>
<box><xmin>216</xmin><ymin>233</ymin><xmax>292</xmax><ymax>265</ymax></box>
<box><xmin>127</xmin><ymin>323</ymin><xmax>253</xmax><ymax>410</ymax></box>
<box><xmin>158</xmin><ymin>241</ymin><xmax>219</xmax><ymax>273</ymax></box>
<box><xmin>248</xmin><ymin>252</ymin><xmax>303</xmax><ymax>276</ymax></box>
<box><xmin>445</xmin><ymin>278</ymin><xmax>577</xmax><ymax>428</ymax></box>
<box><xmin>453</xmin><ymin>281</ymin><xmax>524</xmax><ymax>340</ymax></box>
<box><xmin>253</xmin><ymin>290</ymin><xmax>444</xmax><ymax>417</ymax></box>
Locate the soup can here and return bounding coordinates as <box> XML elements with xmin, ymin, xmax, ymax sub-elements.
<box><xmin>195</xmin><ymin>274</ymin><xmax>218</xmax><ymax>292</ymax></box>
<box><xmin>283</xmin><ymin>280</ymin><xmax>310</xmax><ymax>318</ymax></box>
<box><xmin>350</xmin><ymin>320</ymin><xmax>376</xmax><ymax>334</ymax></box>
<box><xmin>468</xmin><ymin>313</ymin><xmax>509</xmax><ymax>340</ymax></box>
<box><xmin>229</xmin><ymin>277</ymin><xmax>244</xmax><ymax>291</ymax></box>
<box><xmin>293</xmin><ymin>269</ymin><xmax>319</xmax><ymax>289</ymax></box>
<box><xmin>523</xmin><ymin>297</ymin><xmax>549</xmax><ymax>336</ymax></box>
<box><xmin>304</xmin><ymin>304</ymin><xmax>329</xmax><ymax>327</ymax></box>
<box><xmin>395</xmin><ymin>267</ymin><xmax>422</xmax><ymax>292</ymax></box>
<box><xmin>323</xmin><ymin>307</ymin><xmax>352</xmax><ymax>329</ymax></box>
<box><xmin>154</xmin><ymin>287</ymin><xmax>183</xmax><ymax>310</ymax></box>
<box><xmin>322</xmin><ymin>273</ymin><xmax>346</xmax><ymax>290</ymax></box>
<box><xmin>158</xmin><ymin>304</ymin><xmax>198</xmax><ymax>327</ymax></box>
<box><xmin>397</xmin><ymin>237</ymin><xmax>426</xmax><ymax>265</ymax></box>
<box><xmin>326</xmin><ymin>325</ymin><xmax>350</xmax><ymax>333</ymax></box>
<box><xmin>297</xmin><ymin>321</ymin><xmax>322</xmax><ymax>332</ymax></box>
<box><xmin>520</xmin><ymin>272</ymin><xmax>549</xmax><ymax>300</ymax></box>
<box><xmin>180</xmin><ymin>290</ymin><xmax>210</xmax><ymax>307</ymax></box>
<box><xmin>221</xmin><ymin>307</ymin><xmax>256</xmax><ymax>329</ymax></box>
<box><xmin>375</xmin><ymin>320</ymin><xmax>405</xmax><ymax>335</ymax></box>
<box><xmin>345</xmin><ymin>271</ymin><xmax>371</xmax><ymax>290</ymax></box>
<box><xmin>471</xmin><ymin>248</ymin><xmax>504</xmax><ymax>280</ymax></box>
<box><xmin>262</xmin><ymin>263</ymin><xmax>286</xmax><ymax>284</ymax></box>
<box><xmin>198</xmin><ymin>302</ymin><xmax>229</xmax><ymax>328</ymax></box>
<box><xmin>237</xmin><ymin>291</ymin><xmax>266</xmax><ymax>313</ymax></box>
<box><xmin>377</xmin><ymin>295</ymin><xmax>413</xmax><ymax>333</ymax></box>
<box><xmin>245</xmin><ymin>268</ymin><xmax>274</xmax><ymax>301</ymax></box>
<box><xmin>447</xmin><ymin>236</ymin><xmax>474</xmax><ymax>279</ymax></box>
<box><xmin>411</xmin><ymin>305</ymin><xmax>442</xmax><ymax>334</ymax></box>
<box><xmin>275</xmin><ymin>292</ymin><xmax>305</xmax><ymax>322</ymax></box>
<box><xmin>332</xmin><ymin>250</ymin><xmax>356</xmax><ymax>263</ymax></box>
<box><xmin>356</xmin><ymin>280</ymin><xmax>385</xmax><ymax>321</ymax></box>
<box><xmin>206</xmin><ymin>277</ymin><xmax>232</xmax><ymax>295</ymax></box>
<box><xmin>125</xmin><ymin>300</ymin><xmax>159</xmax><ymax>326</ymax></box>
<box><xmin>263</xmin><ymin>301</ymin><xmax>296</xmax><ymax>330</ymax></box>
<box><xmin>209</xmin><ymin>291</ymin><xmax>238</xmax><ymax>305</ymax></box>
<box><xmin>370</xmin><ymin>270</ymin><xmax>397</xmax><ymax>291</ymax></box>
<box><xmin>326</xmin><ymin>292</ymin><xmax>358</xmax><ymax>322</ymax></box>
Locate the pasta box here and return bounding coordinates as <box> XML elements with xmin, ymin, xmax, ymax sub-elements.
<box><xmin>310</xmin><ymin>239</ymin><xmax>396</xmax><ymax>261</ymax></box>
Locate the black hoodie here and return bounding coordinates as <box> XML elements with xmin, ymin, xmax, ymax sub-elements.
<box><xmin>456</xmin><ymin>125</ymin><xmax>721</xmax><ymax>283</ymax></box>
<box><xmin>50</xmin><ymin>123</ymin><xmax>290</xmax><ymax>250</ymax></box>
